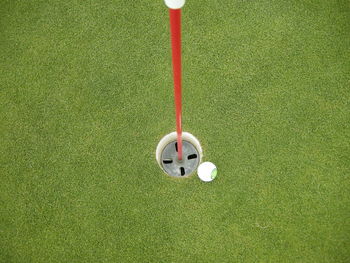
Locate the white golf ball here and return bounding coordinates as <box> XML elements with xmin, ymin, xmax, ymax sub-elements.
<box><xmin>197</xmin><ymin>162</ymin><xmax>217</xmax><ymax>182</ymax></box>
<box><xmin>164</xmin><ymin>0</ymin><xmax>186</xmax><ymax>9</ymax></box>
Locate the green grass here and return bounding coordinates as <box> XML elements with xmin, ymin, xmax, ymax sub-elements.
<box><xmin>1</xmin><ymin>0</ymin><xmax>349</xmax><ymax>262</ymax></box>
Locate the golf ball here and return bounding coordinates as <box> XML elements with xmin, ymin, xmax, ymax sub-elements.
<box><xmin>164</xmin><ymin>0</ymin><xmax>186</xmax><ymax>9</ymax></box>
<box><xmin>197</xmin><ymin>162</ymin><xmax>217</xmax><ymax>182</ymax></box>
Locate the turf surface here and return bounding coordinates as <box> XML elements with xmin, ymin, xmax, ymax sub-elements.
<box><xmin>1</xmin><ymin>0</ymin><xmax>349</xmax><ymax>262</ymax></box>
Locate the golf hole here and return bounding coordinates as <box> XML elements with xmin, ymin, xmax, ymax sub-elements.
<box><xmin>156</xmin><ymin>132</ymin><xmax>203</xmax><ymax>177</ymax></box>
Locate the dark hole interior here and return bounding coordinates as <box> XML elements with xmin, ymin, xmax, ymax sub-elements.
<box><xmin>175</xmin><ymin>142</ymin><xmax>178</xmax><ymax>152</ymax></box>
<box><xmin>187</xmin><ymin>154</ymin><xmax>197</xmax><ymax>160</ymax></box>
<box><xmin>163</xmin><ymin>159</ymin><xmax>173</xmax><ymax>164</ymax></box>
<box><xmin>180</xmin><ymin>167</ymin><xmax>185</xmax><ymax>176</ymax></box>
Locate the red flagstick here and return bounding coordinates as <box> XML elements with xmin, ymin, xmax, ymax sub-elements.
<box><xmin>169</xmin><ymin>9</ymin><xmax>183</xmax><ymax>160</ymax></box>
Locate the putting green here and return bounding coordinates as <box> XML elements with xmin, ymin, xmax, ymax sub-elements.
<box><xmin>1</xmin><ymin>0</ymin><xmax>349</xmax><ymax>262</ymax></box>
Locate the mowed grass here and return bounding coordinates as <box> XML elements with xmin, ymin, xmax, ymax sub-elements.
<box><xmin>1</xmin><ymin>0</ymin><xmax>349</xmax><ymax>262</ymax></box>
